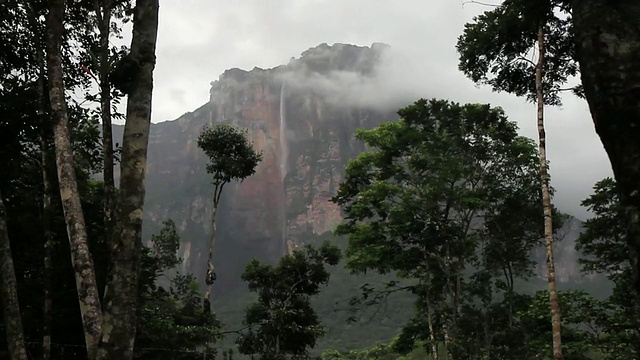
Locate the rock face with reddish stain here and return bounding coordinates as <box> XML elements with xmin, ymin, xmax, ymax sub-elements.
<box><xmin>115</xmin><ymin>42</ymin><xmax>597</xmax><ymax>297</ymax></box>
<box><xmin>116</xmin><ymin>43</ymin><xmax>399</xmax><ymax>294</ymax></box>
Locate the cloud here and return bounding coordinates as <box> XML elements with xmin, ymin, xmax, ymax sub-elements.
<box><xmin>136</xmin><ymin>0</ymin><xmax>612</xmax><ymax>219</ymax></box>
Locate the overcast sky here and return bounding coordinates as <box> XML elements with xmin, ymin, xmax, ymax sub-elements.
<box><xmin>132</xmin><ymin>0</ymin><xmax>613</xmax><ymax>219</ymax></box>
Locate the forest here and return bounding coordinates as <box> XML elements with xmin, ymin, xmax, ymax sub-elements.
<box><xmin>1</xmin><ymin>0</ymin><xmax>640</xmax><ymax>360</ymax></box>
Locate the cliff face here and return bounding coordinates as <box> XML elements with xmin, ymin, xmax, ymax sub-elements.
<box><xmin>128</xmin><ymin>43</ymin><xmax>398</xmax><ymax>294</ymax></box>
<box><xmin>111</xmin><ymin>42</ymin><xmax>596</xmax><ymax>297</ymax></box>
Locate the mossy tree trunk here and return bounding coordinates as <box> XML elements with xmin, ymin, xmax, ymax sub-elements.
<box><xmin>46</xmin><ymin>0</ymin><xmax>103</xmax><ymax>357</ymax></box>
<box><xmin>96</xmin><ymin>0</ymin><xmax>159</xmax><ymax>358</ymax></box>
<box><xmin>95</xmin><ymin>0</ymin><xmax>117</xmax><ymax>260</ymax></box>
<box><xmin>0</xmin><ymin>190</ymin><xmax>28</xmax><ymax>360</ymax></box>
<box><xmin>572</xmin><ymin>0</ymin><xmax>640</xmax><ymax>300</ymax></box>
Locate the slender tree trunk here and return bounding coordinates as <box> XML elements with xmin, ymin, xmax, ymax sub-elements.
<box><xmin>572</xmin><ymin>0</ymin><xmax>640</xmax><ymax>299</ymax></box>
<box><xmin>535</xmin><ymin>25</ymin><xmax>563</xmax><ymax>360</ymax></box>
<box><xmin>38</xmin><ymin>53</ymin><xmax>54</xmax><ymax>360</ymax></box>
<box><xmin>0</xmin><ymin>190</ymin><xmax>28</xmax><ymax>360</ymax></box>
<box><xmin>97</xmin><ymin>1</ymin><xmax>159</xmax><ymax>358</ymax></box>
<box><xmin>442</xmin><ymin>321</ymin><xmax>451</xmax><ymax>360</ymax></box>
<box><xmin>41</xmin><ymin>138</ymin><xmax>54</xmax><ymax>360</ymax></box>
<box><xmin>202</xmin><ymin>191</ymin><xmax>221</xmax><ymax>359</ymax></box>
<box><xmin>96</xmin><ymin>0</ymin><xmax>117</xmax><ymax>258</ymax></box>
<box><xmin>28</xmin><ymin>7</ymin><xmax>55</xmax><ymax>357</ymax></box>
<box><xmin>425</xmin><ymin>294</ymin><xmax>439</xmax><ymax>360</ymax></box>
<box><xmin>203</xmin><ymin>202</ymin><xmax>219</xmax><ymax>312</ymax></box>
<box><xmin>46</xmin><ymin>0</ymin><xmax>103</xmax><ymax>357</ymax></box>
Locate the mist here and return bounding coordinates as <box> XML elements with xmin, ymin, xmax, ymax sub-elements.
<box><xmin>142</xmin><ymin>0</ymin><xmax>613</xmax><ymax>219</ymax></box>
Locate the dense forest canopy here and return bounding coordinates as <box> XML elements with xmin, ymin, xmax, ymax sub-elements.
<box><xmin>1</xmin><ymin>0</ymin><xmax>639</xmax><ymax>360</ymax></box>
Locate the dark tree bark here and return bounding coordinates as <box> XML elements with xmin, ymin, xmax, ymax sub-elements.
<box><xmin>95</xmin><ymin>0</ymin><xmax>117</xmax><ymax>258</ymax></box>
<box><xmin>46</xmin><ymin>0</ymin><xmax>103</xmax><ymax>357</ymax></box>
<box><xmin>96</xmin><ymin>0</ymin><xmax>159</xmax><ymax>358</ymax></box>
<box><xmin>41</xmin><ymin>133</ymin><xmax>55</xmax><ymax>360</ymax></box>
<box><xmin>0</xmin><ymin>190</ymin><xmax>28</xmax><ymax>360</ymax></box>
<box><xmin>25</xmin><ymin>2</ymin><xmax>55</xmax><ymax>358</ymax></box>
<box><xmin>536</xmin><ymin>25</ymin><xmax>563</xmax><ymax>360</ymax></box>
<box><xmin>572</xmin><ymin>0</ymin><xmax>640</xmax><ymax>297</ymax></box>
<box><xmin>38</xmin><ymin>45</ymin><xmax>54</xmax><ymax>360</ymax></box>
<box><xmin>203</xmin><ymin>194</ymin><xmax>220</xmax><ymax>314</ymax></box>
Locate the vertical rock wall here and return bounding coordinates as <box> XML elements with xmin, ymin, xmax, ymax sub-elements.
<box><xmin>136</xmin><ymin>43</ymin><xmax>398</xmax><ymax>294</ymax></box>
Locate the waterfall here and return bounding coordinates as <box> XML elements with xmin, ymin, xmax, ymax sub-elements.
<box><xmin>279</xmin><ymin>81</ymin><xmax>288</xmax><ymax>255</ymax></box>
<box><xmin>279</xmin><ymin>81</ymin><xmax>288</xmax><ymax>181</ymax></box>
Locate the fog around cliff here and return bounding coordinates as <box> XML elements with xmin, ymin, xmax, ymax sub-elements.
<box><xmin>116</xmin><ymin>0</ymin><xmax>613</xmax><ymax>219</ymax></box>
<box><xmin>277</xmin><ymin>44</ymin><xmax>424</xmax><ymax>112</ymax></box>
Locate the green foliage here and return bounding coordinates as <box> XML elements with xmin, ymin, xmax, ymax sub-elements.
<box><xmin>519</xmin><ymin>290</ymin><xmax>636</xmax><ymax>359</ymax></box>
<box><xmin>332</xmin><ymin>98</ymin><xmax>554</xmax><ymax>359</ymax></box>
<box><xmin>320</xmin><ymin>341</ymin><xmax>430</xmax><ymax>360</ymax></box>
<box><xmin>576</xmin><ymin>178</ymin><xmax>640</xmax><ymax>358</ymax></box>
<box><xmin>456</xmin><ymin>0</ymin><xmax>581</xmax><ymax>105</ymax></box>
<box><xmin>237</xmin><ymin>241</ymin><xmax>341</xmax><ymax>360</ymax></box>
<box><xmin>197</xmin><ymin>124</ymin><xmax>263</xmax><ymax>188</ymax></box>
<box><xmin>577</xmin><ymin>178</ymin><xmax>628</xmax><ymax>277</ymax></box>
<box><xmin>135</xmin><ymin>220</ymin><xmax>222</xmax><ymax>360</ymax></box>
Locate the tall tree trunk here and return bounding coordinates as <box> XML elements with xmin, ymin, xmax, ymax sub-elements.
<box><xmin>38</xmin><ymin>49</ymin><xmax>54</xmax><ymax>360</ymax></box>
<box><xmin>572</xmin><ymin>0</ymin><xmax>640</xmax><ymax>299</ymax></box>
<box><xmin>95</xmin><ymin>0</ymin><xmax>116</xmax><ymax>258</ymax></box>
<box><xmin>46</xmin><ymin>0</ymin><xmax>103</xmax><ymax>357</ymax></box>
<box><xmin>41</xmin><ymin>135</ymin><xmax>54</xmax><ymax>360</ymax></box>
<box><xmin>97</xmin><ymin>1</ymin><xmax>159</xmax><ymax>358</ymax></box>
<box><xmin>0</xmin><ymin>190</ymin><xmax>28</xmax><ymax>360</ymax></box>
<box><xmin>202</xmin><ymin>188</ymin><xmax>222</xmax><ymax>359</ymax></box>
<box><xmin>536</xmin><ymin>25</ymin><xmax>563</xmax><ymax>360</ymax></box>
<box><xmin>203</xmin><ymin>183</ymin><xmax>224</xmax><ymax>315</ymax></box>
<box><xmin>28</xmin><ymin>5</ymin><xmax>55</xmax><ymax>357</ymax></box>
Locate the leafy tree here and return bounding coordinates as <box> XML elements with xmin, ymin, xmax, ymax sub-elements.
<box><xmin>197</xmin><ymin>123</ymin><xmax>262</xmax><ymax>311</ymax></box>
<box><xmin>571</xmin><ymin>0</ymin><xmax>640</xmax><ymax>302</ymax></box>
<box><xmin>88</xmin><ymin>0</ymin><xmax>132</xmax><ymax>253</ymax></box>
<box><xmin>576</xmin><ymin>178</ymin><xmax>640</xmax><ymax>357</ymax></box>
<box><xmin>1</xmin><ymin>0</ymin><xmax>160</xmax><ymax>357</ymax></box>
<box><xmin>332</xmin><ymin>99</ymin><xmax>551</xmax><ymax>359</ymax></box>
<box><xmin>46</xmin><ymin>0</ymin><xmax>104</xmax><ymax>355</ymax></box>
<box><xmin>457</xmin><ymin>0</ymin><xmax>578</xmax><ymax>104</ymax></box>
<box><xmin>97</xmin><ymin>0</ymin><xmax>160</xmax><ymax>358</ymax></box>
<box><xmin>135</xmin><ymin>220</ymin><xmax>222</xmax><ymax>360</ymax></box>
<box><xmin>520</xmin><ymin>290</ymin><xmax>635</xmax><ymax>360</ymax></box>
<box><xmin>237</xmin><ymin>241</ymin><xmax>341</xmax><ymax>360</ymax></box>
<box><xmin>456</xmin><ymin>2</ymin><xmax>578</xmax><ymax>357</ymax></box>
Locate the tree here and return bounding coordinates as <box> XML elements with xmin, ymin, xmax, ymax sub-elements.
<box><xmin>456</xmin><ymin>2</ymin><xmax>578</xmax><ymax>357</ymax></box>
<box><xmin>135</xmin><ymin>220</ymin><xmax>222</xmax><ymax>360</ymax></box>
<box><xmin>332</xmin><ymin>99</ymin><xmax>551</xmax><ymax>359</ymax></box>
<box><xmin>0</xmin><ymin>189</ymin><xmax>28</xmax><ymax>360</ymax></box>
<box><xmin>197</xmin><ymin>123</ymin><xmax>262</xmax><ymax>312</ymax></box>
<box><xmin>46</xmin><ymin>0</ymin><xmax>104</xmax><ymax>356</ymax></box>
<box><xmin>571</xmin><ymin>0</ymin><xmax>640</xmax><ymax>301</ymax></box>
<box><xmin>85</xmin><ymin>0</ymin><xmax>132</xmax><ymax>255</ymax></box>
<box><xmin>97</xmin><ymin>0</ymin><xmax>160</xmax><ymax>358</ymax></box>
<box><xmin>237</xmin><ymin>241</ymin><xmax>341</xmax><ymax>360</ymax></box>
<box><xmin>576</xmin><ymin>178</ymin><xmax>640</xmax><ymax>357</ymax></box>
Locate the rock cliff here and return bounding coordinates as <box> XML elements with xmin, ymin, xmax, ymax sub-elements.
<box><xmin>112</xmin><ymin>42</ymin><xmax>597</xmax><ymax>298</ymax></box>
<box><xmin>120</xmin><ymin>43</ymin><xmax>398</xmax><ymax>294</ymax></box>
